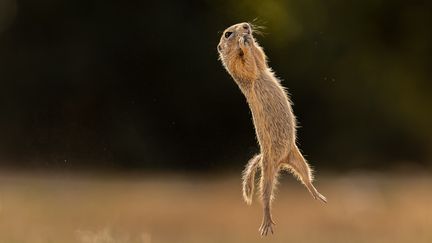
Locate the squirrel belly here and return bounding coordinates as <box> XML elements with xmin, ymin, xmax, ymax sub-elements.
<box><xmin>243</xmin><ymin>71</ymin><xmax>296</xmax><ymax>159</ymax></box>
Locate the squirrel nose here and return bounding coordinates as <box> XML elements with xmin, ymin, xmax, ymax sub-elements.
<box><xmin>242</xmin><ymin>23</ymin><xmax>251</xmax><ymax>34</ymax></box>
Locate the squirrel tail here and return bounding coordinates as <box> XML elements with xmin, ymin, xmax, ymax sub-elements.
<box><xmin>242</xmin><ymin>154</ymin><xmax>261</xmax><ymax>205</ymax></box>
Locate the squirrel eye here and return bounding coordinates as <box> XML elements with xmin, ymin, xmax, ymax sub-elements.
<box><xmin>224</xmin><ymin>31</ymin><xmax>233</xmax><ymax>38</ymax></box>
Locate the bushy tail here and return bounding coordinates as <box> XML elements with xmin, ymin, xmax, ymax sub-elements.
<box><xmin>242</xmin><ymin>154</ymin><xmax>261</xmax><ymax>205</ymax></box>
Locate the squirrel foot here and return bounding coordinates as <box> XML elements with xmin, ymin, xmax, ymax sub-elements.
<box><xmin>259</xmin><ymin>215</ymin><xmax>275</xmax><ymax>236</ymax></box>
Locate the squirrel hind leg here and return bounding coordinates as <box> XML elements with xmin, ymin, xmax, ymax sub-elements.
<box><xmin>283</xmin><ymin>146</ymin><xmax>327</xmax><ymax>203</ymax></box>
<box><xmin>242</xmin><ymin>154</ymin><xmax>261</xmax><ymax>205</ymax></box>
<box><xmin>258</xmin><ymin>156</ymin><xmax>278</xmax><ymax>236</ymax></box>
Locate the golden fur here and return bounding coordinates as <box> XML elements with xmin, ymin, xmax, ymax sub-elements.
<box><xmin>217</xmin><ymin>22</ymin><xmax>327</xmax><ymax>236</ymax></box>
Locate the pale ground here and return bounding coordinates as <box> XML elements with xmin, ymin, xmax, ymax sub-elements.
<box><xmin>0</xmin><ymin>171</ymin><xmax>431</xmax><ymax>243</ymax></box>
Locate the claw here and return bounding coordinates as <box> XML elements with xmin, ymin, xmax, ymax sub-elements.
<box><xmin>243</xmin><ymin>34</ymin><xmax>252</xmax><ymax>45</ymax></box>
<box><xmin>259</xmin><ymin>218</ymin><xmax>276</xmax><ymax>236</ymax></box>
<box><xmin>238</xmin><ymin>34</ymin><xmax>252</xmax><ymax>49</ymax></box>
<box><xmin>307</xmin><ymin>184</ymin><xmax>327</xmax><ymax>204</ymax></box>
<box><xmin>316</xmin><ymin>192</ymin><xmax>327</xmax><ymax>203</ymax></box>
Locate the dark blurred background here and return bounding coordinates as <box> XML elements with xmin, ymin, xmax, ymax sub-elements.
<box><xmin>0</xmin><ymin>0</ymin><xmax>431</xmax><ymax>172</ymax></box>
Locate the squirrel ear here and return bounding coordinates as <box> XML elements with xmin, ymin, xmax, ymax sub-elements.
<box><xmin>217</xmin><ymin>44</ymin><xmax>222</xmax><ymax>52</ymax></box>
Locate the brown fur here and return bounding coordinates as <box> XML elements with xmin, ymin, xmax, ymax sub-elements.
<box><xmin>217</xmin><ymin>22</ymin><xmax>327</xmax><ymax>236</ymax></box>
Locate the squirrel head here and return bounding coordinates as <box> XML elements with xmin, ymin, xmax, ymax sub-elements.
<box><xmin>217</xmin><ymin>22</ymin><xmax>267</xmax><ymax>84</ymax></box>
<box><xmin>217</xmin><ymin>22</ymin><xmax>253</xmax><ymax>60</ymax></box>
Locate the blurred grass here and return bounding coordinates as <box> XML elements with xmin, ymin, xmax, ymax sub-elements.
<box><xmin>1</xmin><ymin>171</ymin><xmax>432</xmax><ymax>243</ymax></box>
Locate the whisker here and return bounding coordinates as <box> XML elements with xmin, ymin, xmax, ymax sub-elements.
<box><xmin>249</xmin><ymin>18</ymin><xmax>268</xmax><ymax>36</ymax></box>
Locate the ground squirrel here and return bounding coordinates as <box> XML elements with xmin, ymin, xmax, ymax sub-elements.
<box><xmin>217</xmin><ymin>22</ymin><xmax>327</xmax><ymax>236</ymax></box>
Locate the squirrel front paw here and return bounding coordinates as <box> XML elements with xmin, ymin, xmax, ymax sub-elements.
<box><xmin>239</xmin><ymin>34</ymin><xmax>252</xmax><ymax>53</ymax></box>
<box><xmin>244</xmin><ymin>34</ymin><xmax>252</xmax><ymax>44</ymax></box>
<box><xmin>239</xmin><ymin>34</ymin><xmax>252</xmax><ymax>46</ymax></box>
